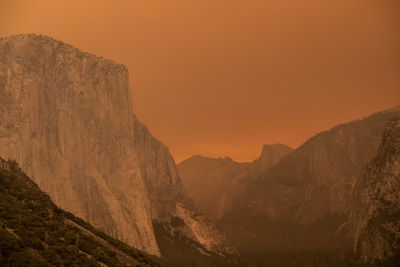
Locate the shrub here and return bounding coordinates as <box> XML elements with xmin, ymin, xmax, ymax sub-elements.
<box><xmin>170</xmin><ymin>216</ymin><xmax>185</xmax><ymax>228</ymax></box>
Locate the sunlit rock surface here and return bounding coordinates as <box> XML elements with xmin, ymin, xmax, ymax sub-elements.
<box><xmin>0</xmin><ymin>34</ymin><xmax>160</xmax><ymax>255</ymax></box>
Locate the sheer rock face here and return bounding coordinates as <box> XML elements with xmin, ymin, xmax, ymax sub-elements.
<box><xmin>0</xmin><ymin>34</ymin><xmax>159</xmax><ymax>255</ymax></box>
<box><xmin>133</xmin><ymin>117</ymin><xmax>234</xmax><ymax>254</ymax></box>
<box><xmin>132</xmin><ymin>116</ymin><xmax>190</xmax><ymax>220</ymax></box>
<box><xmin>352</xmin><ymin>117</ymin><xmax>400</xmax><ymax>262</ymax></box>
<box><xmin>178</xmin><ymin>144</ymin><xmax>292</xmax><ymax>221</ymax></box>
<box><xmin>221</xmin><ymin>107</ymin><xmax>400</xmax><ymax>252</ymax></box>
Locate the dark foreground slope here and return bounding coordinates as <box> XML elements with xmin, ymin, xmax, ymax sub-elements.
<box><xmin>0</xmin><ymin>158</ymin><xmax>158</xmax><ymax>267</ymax></box>
<box><xmin>352</xmin><ymin>117</ymin><xmax>400</xmax><ymax>265</ymax></box>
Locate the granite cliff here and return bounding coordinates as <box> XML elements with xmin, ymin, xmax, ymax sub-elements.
<box><xmin>352</xmin><ymin>117</ymin><xmax>400</xmax><ymax>263</ymax></box>
<box><xmin>0</xmin><ymin>34</ymin><xmax>158</xmax><ymax>255</ymax></box>
<box><xmin>0</xmin><ymin>34</ymin><xmax>231</xmax><ymax>258</ymax></box>
<box><xmin>220</xmin><ymin>107</ymin><xmax>400</xmax><ymax>253</ymax></box>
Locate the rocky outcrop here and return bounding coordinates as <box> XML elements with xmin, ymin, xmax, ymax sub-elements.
<box><xmin>133</xmin><ymin>116</ymin><xmax>234</xmax><ymax>255</ymax></box>
<box><xmin>221</xmin><ymin>107</ymin><xmax>400</xmax><ymax>252</ymax></box>
<box><xmin>0</xmin><ymin>34</ymin><xmax>158</xmax><ymax>255</ymax></box>
<box><xmin>178</xmin><ymin>144</ymin><xmax>292</xmax><ymax>221</ymax></box>
<box><xmin>352</xmin><ymin>117</ymin><xmax>400</xmax><ymax>263</ymax></box>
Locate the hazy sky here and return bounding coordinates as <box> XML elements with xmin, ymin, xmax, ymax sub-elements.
<box><xmin>1</xmin><ymin>0</ymin><xmax>399</xmax><ymax>162</ymax></box>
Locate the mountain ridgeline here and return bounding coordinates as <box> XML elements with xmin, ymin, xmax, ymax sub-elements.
<box><xmin>1</xmin><ymin>33</ymin><xmax>399</xmax><ymax>266</ymax></box>
<box><xmin>178</xmin><ymin>144</ymin><xmax>292</xmax><ymax>221</ymax></box>
<box><xmin>220</xmin><ymin>107</ymin><xmax>400</xmax><ymax>256</ymax></box>
<box><xmin>0</xmin><ymin>34</ymin><xmax>232</xmax><ymax>263</ymax></box>
<box><xmin>178</xmin><ymin>111</ymin><xmax>400</xmax><ymax>265</ymax></box>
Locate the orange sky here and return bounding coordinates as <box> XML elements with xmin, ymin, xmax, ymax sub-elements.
<box><xmin>1</xmin><ymin>0</ymin><xmax>399</xmax><ymax>162</ymax></box>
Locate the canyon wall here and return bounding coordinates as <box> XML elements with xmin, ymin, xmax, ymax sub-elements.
<box><xmin>133</xmin><ymin>116</ymin><xmax>234</xmax><ymax>255</ymax></box>
<box><xmin>352</xmin><ymin>117</ymin><xmax>400</xmax><ymax>263</ymax></box>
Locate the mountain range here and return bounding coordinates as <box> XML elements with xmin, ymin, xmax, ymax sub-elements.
<box><xmin>1</xmin><ymin>33</ymin><xmax>399</xmax><ymax>266</ymax></box>
<box><xmin>219</xmin><ymin>106</ymin><xmax>400</xmax><ymax>253</ymax></box>
<box><xmin>178</xmin><ymin>144</ymin><xmax>292</xmax><ymax>221</ymax></box>
<box><xmin>179</xmin><ymin>106</ymin><xmax>400</xmax><ymax>265</ymax></box>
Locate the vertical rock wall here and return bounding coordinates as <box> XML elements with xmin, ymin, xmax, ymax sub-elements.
<box><xmin>133</xmin><ymin>116</ymin><xmax>234</xmax><ymax>255</ymax></box>
<box><xmin>0</xmin><ymin>34</ymin><xmax>159</xmax><ymax>255</ymax></box>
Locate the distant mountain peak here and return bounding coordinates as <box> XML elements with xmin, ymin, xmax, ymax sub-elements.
<box><xmin>259</xmin><ymin>143</ymin><xmax>292</xmax><ymax>157</ymax></box>
<box><xmin>249</xmin><ymin>143</ymin><xmax>293</xmax><ymax>178</ymax></box>
<box><xmin>178</xmin><ymin>143</ymin><xmax>292</xmax><ymax>221</ymax></box>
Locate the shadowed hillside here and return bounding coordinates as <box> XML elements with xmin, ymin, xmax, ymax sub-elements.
<box><xmin>0</xmin><ymin>158</ymin><xmax>158</xmax><ymax>266</ymax></box>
